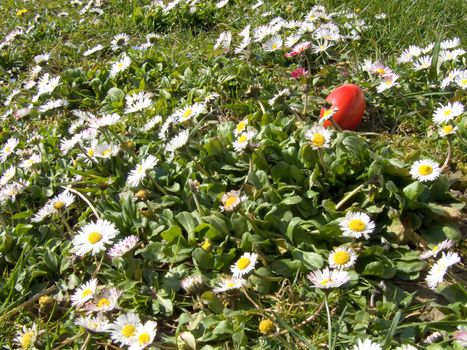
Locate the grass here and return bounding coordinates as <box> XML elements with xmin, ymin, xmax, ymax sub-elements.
<box><xmin>0</xmin><ymin>0</ymin><xmax>466</xmax><ymax>349</ymax></box>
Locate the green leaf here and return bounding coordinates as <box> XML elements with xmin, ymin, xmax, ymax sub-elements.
<box><xmin>271</xmin><ymin>259</ymin><xmax>303</xmax><ymax>277</ymax></box>
<box><xmin>428</xmin><ymin>39</ymin><xmax>441</xmax><ymax>81</ymax></box>
<box><xmin>161</xmin><ymin>225</ymin><xmax>183</xmax><ymax>243</ymax></box>
<box><xmin>292</xmin><ymin>249</ymin><xmax>324</xmax><ymax>270</ymax></box>
<box><xmin>281</xmin><ymin>195</ymin><xmax>302</xmax><ymax>205</ymax></box>
<box><xmin>403</xmin><ymin>181</ymin><xmax>427</xmax><ymax>200</ymax></box>
<box><xmin>201</xmin><ymin>291</ymin><xmax>224</xmax><ymax>313</ymax></box>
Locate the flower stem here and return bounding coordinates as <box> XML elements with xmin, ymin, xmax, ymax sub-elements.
<box><xmin>324</xmin><ymin>293</ymin><xmax>333</xmax><ymax>350</ymax></box>
<box><xmin>441</xmin><ymin>137</ymin><xmax>452</xmax><ymax>171</ymax></box>
<box><xmin>335</xmin><ymin>181</ymin><xmax>370</xmax><ymax>210</ymax></box>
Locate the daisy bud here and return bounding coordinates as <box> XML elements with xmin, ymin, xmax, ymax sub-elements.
<box><xmin>258</xmin><ymin>319</ymin><xmax>275</xmax><ymax>334</ymax></box>
<box><xmin>135</xmin><ymin>189</ymin><xmax>149</xmax><ymax>201</ymax></box>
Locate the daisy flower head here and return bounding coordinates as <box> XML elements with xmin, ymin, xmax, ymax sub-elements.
<box><xmin>438</xmin><ymin>123</ymin><xmax>457</xmax><ymax>137</ymax></box>
<box><xmin>127</xmin><ymin>155</ymin><xmax>158</xmax><ymax>187</ymax></box>
<box><xmin>0</xmin><ymin>165</ymin><xmax>16</xmax><ymax>186</ymax></box>
<box><xmin>111</xmin><ymin>313</ymin><xmax>142</xmax><ymax>346</ymax></box>
<box><xmin>221</xmin><ymin>190</ymin><xmax>245</xmax><ymax>212</ymax></box>
<box><xmin>233</xmin><ymin>130</ymin><xmax>256</xmax><ymax>153</ymax></box>
<box><xmin>376</xmin><ymin>73</ymin><xmax>399</xmax><ymax>93</ymax></box>
<box><xmin>34</xmin><ymin>53</ymin><xmax>50</xmax><ymax>65</ymax></box>
<box><xmin>111</xmin><ymin>33</ymin><xmax>130</xmax><ymax>51</ymax></box>
<box><xmin>263</xmin><ymin>35</ymin><xmax>283</xmax><ymax>52</ymax></box>
<box><xmin>339</xmin><ymin>212</ymin><xmax>375</xmax><ymax>239</ymax></box>
<box><xmin>1</xmin><ymin>137</ymin><xmax>19</xmax><ymax>162</ymax></box>
<box><xmin>454</xmin><ymin>326</ymin><xmax>467</xmax><ymax>347</ymax></box>
<box><xmin>71</xmin><ymin>278</ymin><xmax>98</xmax><ymax>307</ymax></box>
<box><xmin>173</xmin><ymin>102</ymin><xmax>205</xmax><ymax>123</ymax></box>
<box><xmin>230</xmin><ymin>252</ymin><xmax>258</xmax><ymax>277</ymax></box>
<box><xmin>311</xmin><ymin>40</ymin><xmax>333</xmax><ymax>54</ymax></box>
<box><xmin>83</xmin><ymin>44</ymin><xmax>104</xmax><ymax>57</ymax></box>
<box><xmin>213</xmin><ymin>276</ymin><xmax>246</xmax><ymax>293</ymax></box>
<box><xmin>454</xmin><ymin>70</ymin><xmax>467</xmax><ymax>89</ymax></box>
<box><xmin>290</xmin><ymin>67</ymin><xmax>308</xmax><ymax>80</ymax></box>
<box><xmin>426</xmin><ymin>252</ymin><xmax>460</xmax><ymax>289</ymax></box>
<box><xmin>353</xmin><ymin>338</ymin><xmax>382</xmax><ymax>350</ymax></box>
<box><xmin>124</xmin><ymin>91</ymin><xmax>153</xmax><ymax>114</ymax></box>
<box><xmin>14</xmin><ymin>323</ymin><xmax>38</xmax><ymax>350</ymax></box>
<box><xmin>108</xmin><ymin>235</ymin><xmax>140</xmax><ymax>258</ymax></box>
<box><xmin>214</xmin><ymin>31</ymin><xmax>232</xmax><ymax>51</ymax></box>
<box><xmin>87</xmin><ymin>287</ymin><xmax>122</xmax><ymax>313</ymax></box>
<box><xmin>71</xmin><ymin>219</ymin><xmax>119</xmax><ymax>256</ymax></box>
<box><xmin>110</xmin><ymin>54</ymin><xmax>131</xmax><ymax>78</ymax></box>
<box><xmin>181</xmin><ymin>275</ymin><xmax>204</xmax><ymax>294</ymax></box>
<box><xmin>329</xmin><ymin>246</ymin><xmax>357</xmax><ymax>269</ymax></box>
<box><xmin>410</xmin><ymin>159</ymin><xmax>441</xmax><ymax>182</ymax></box>
<box><xmin>268</xmin><ymin>88</ymin><xmax>290</xmax><ymax>106</ymax></box>
<box><xmin>441</xmin><ymin>37</ymin><xmax>460</xmax><ymax>50</ymax></box>
<box><xmin>439</xmin><ymin>48</ymin><xmax>466</xmax><ymax>63</ymax></box>
<box><xmin>420</xmin><ymin>239</ymin><xmax>455</xmax><ymax>259</ymax></box>
<box><xmin>129</xmin><ymin>321</ymin><xmax>157</xmax><ymax>350</ymax></box>
<box><xmin>166</xmin><ymin>129</ymin><xmax>189</xmax><ymax>153</ymax></box>
<box><xmin>433</xmin><ymin>102</ymin><xmax>464</xmax><ymax>124</ymax></box>
<box><xmin>395</xmin><ymin>345</ymin><xmax>417</xmax><ymax>350</ymax></box>
<box><xmin>50</xmin><ymin>190</ymin><xmax>75</xmax><ymax>210</ymax></box>
<box><xmin>307</xmin><ymin>267</ymin><xmax>350</xmax><ymax>289</ymax></box>
<box><xmin>285</xmin><ymin>33</ymin><xmax>301</xmax><ymax>48</ymax></box>
<box><xmin>75</xmin><ymin>314</ymin><xmax>111</xmax><ymax>332</ymax></box>
<box><xmin>412</xmin><ymin>55</ymin><xmax>432</xmax><ymax>71</ymax></box>
<box><xmin>305</xmin><ymin>125</ymin><xmax>332</xmax><ymax>149</ymax></box>
<box><xmin>234</xmin><ymin>119</ymin><xmax>248</xmax><ymax>136</ymax></box>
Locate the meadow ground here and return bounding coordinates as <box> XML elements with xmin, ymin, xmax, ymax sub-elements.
<box><xmin>0</xmin><ymin>0</ymin><xmax>466</xmax><ymax>349</ymax></box>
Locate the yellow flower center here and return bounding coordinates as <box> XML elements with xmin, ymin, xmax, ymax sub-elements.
<box><xmin>418</xmin><ymin>164</ymin><xmax>433</xmax><ymax>176</ymax></box>
<box><xmin>259</xmin><ymin>319</ymin><xmax>274</xmax><ymax>334</ymax></box>
<box><xmin>460</xmin><ymin>79</ymin><xmax>467</xmax><ymax>86</ymax></box>
<box><xmin>87</xmin><ymin>149</ymin><xmax>95</xmax><ymax>157</ymax></box>
<box><xmin>102</xmin><ymin>149</ymin><xmax>111</xmax><ymax>157</ymax></box>
<box><xmin>333</xmin><ymin>251</ymin><xmax>350</xmax><ymax>265</ymax></box>
<box><xmin>182</xmin><ymin>108</ymin><xmax>193</xmax><ymax>120</ymax></box>
<box><xmin>20</xmin><ymin>331</ymin><xmax>35</xmax><ymax>349</ymax></box>
<box><xmin>443</xmin><ymin>109</ymin><xmax>452</xmax><ymax>117</ymax></box>
<box><xmin>237</xmin><ymin>134</ymin><xmax>248</xmax><ymax>144</ymax></box>
<box><xmin>138</xmin><ymin>332</ymin><xmax>151</xmax><ymax>345</ymax></box>
<box><xmin>117</xmin><ymin>62</ymin><xmax>125</xmax><ymax>69</ymax></box>
<box><xmin>97</xmin><ymin>298</ymin><xmax>111</xmax><ymax>308</ymax></box>
<box><xmin>432</xmin><ymin>245</ymin><xmax>439</xmax><ymax>251</ymax></box>
<box><xmin>271</xmin><ymin>43</ymin><xmax>278</xmax><ymax>50</ymax></box>
<box><xmin>311</xmin><ymin>133</ymin><xmax>325</xmax><ymax>147</ymax></box>
<box><xmin>375</xmin><ymin>68</ymin><xmax>385</xmax><ymax>75</ymax></box>
<box><xmin>236</xmin><ymin>121</ymin><xmax>246</xmax><ymax>133</ymax></box>
<box><xmin>82</xmin><ymin>288</ymin><xmax>93</xmax><ymax>298</ymax></box>
<box><xmin>320</xmin><ymin>278</ymin><xmax>332</xmax><ymax>286</ymax></box>
<box><xmin>53</xmin><ymin>201</ymin><xmax>65</xmax><ymax>209</ymax></box>
<box><xmin>385</xmin><ymin>79</ymin><xmax>393</xmax><ymax>85</ymax></box>
<box><xmin>121</xmin><ymin>324</ymin><xmax>136</xmax><ymax>338</ymax></box>
<box><xmin>17</xmin><ymin>9</ymin><xmax>28</xmax><ymax>17</ymax></box>
<box><xmin>348</xmin><ymin>219</ymin><xmax>365</xmax><ymax>232</ymax></box>
<box><xmin>88</xmin><ymin>231</ymin><xmax>102</xmax><ymax>244</ymax></box>
<box><xmin>319</xmin><ymin>45</ymin><xmax>325</xmax><ymax>50</ymax></box>
<box><xmin>322</xmin><ymin>109</ymin><xmax>333</xmax><ymax>118</ymax></box>
<box><xmin>442</xmin><ymin>125</ymin><xmax>453</xmax><ymax>134</ymax></box>
<box><xmin>226</xmin><ymin>281</ymin><xmax>236</xmax><ymax>288</ymax></box>
<box><xmin>4</xmin><ymin>146</ymin><xmax>11</xmax><ymax>153</ymax></box>
<box><xmin>224</xmin><ymin>196</ymin><xmax>238</xmax><ymax>209</ymax></box>
<box><xmin>137</xmin><ymin>165</ymin><xmax>144</xmax><ymax>174</ymax></box>
<box><xmin>201</xmin><ymin>239</ymin><xmax>212</xmax><ymax>252</ymax></box>
<box><xmin>236</xmin><ymin>257</ymin><xmax>251</xmax><ymax>270</ymax></box>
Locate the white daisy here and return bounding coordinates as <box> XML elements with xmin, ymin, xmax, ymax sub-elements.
<box><xmin>89</xmin><ymin>113</ymin><xmax>121</xmax><ymax>129</ymax></box>
<box><xmin>221</xmin><ymin>190</ymin><xmax>244</xmax><ymax>212</ymax></box>
<box><xmin>339</xmin><ymin>212</ymin><xmax>375</xmax><ymax>239</ymax></box>
<box><xmin>426</xmin><ymin>252</ymin><xmax>460</xmax><ymax>289</ymax></box>
<box><xmin>233</xmin><ymin>130</ymin><xmax>256</xmax><ymax>152</ymax></box>
<box><xmin>454</xmin><ymin>70</ymin><xmax>467</xmax><ymax>89</ymax></box>
<box><xmin>38</xmin><ymin>99</ymin><xmax>68</xmax><ymax>113</ymax></box>
<box><xmin>214</xmin><ymin>31</ymin><xmax>232</xmax><ymax>51</ymax></box>
<box><xmin>14</xmin><ymin>323</ymin><xmax>38</xmax><ymax>350</ymax></box>
<box><xmin>438</xmin><ymin>123</ymin><xmax>458</xmax><ymax>137</ymax></box>
<box><xmin>439</xmin><ymin>48</ymin><xmax>465</xmax><ymax>63</ymax></box>
<box><xmin>4</xmin><ymin>88</ymin><xmax>21</xmax><ymax>106</ymax></box>
<box><xmin>329</xmin><ymin>246</ymin><xmax>358</xmax><ymax>269</ymax></box>
<box><xmin>307</xmin><ymin>267</ymin><xmax>350</xmax><ymax>289</ymax></box>
<box><xmin>127</xmin><ymin>155</ymin><xmax>158</xmax><ymax>187</ymax></box>
<box><xmin>1</xmin><ymin>137</ymin><xmax>19</xmax><ymax>161</ymax></box>
<box><xmin>124</xmin><ymin>91</ymin><xmax>153</xmax><ymax>114</ymax></box>
<box><xmin>110</xmin><ymin>55</ymin><xmax>131</xmax><ymax>78</ymax></box>
<box><xmin>181</xmin><ymin>275</ymin><xmax>204</xmax><ymax>294</ymax></box>
<box><xmin>173</xmin><ymin>103</ymin><xmax>205</xmax><ymax>123</ymax></box>
<box><xmin>410</xmin><ymin>159</ymin><xmax>441</xmax><ymax>182</ymax></box>
<box><xmin>31</xmin><ymin>204</ymin><xmax>55</xmax><ymax>223</ymax></box>
<box><xmin>34</xmin><ymin>73</ymin><xmax>60</xmax><ymax>100</ymax></box>
<box><xmin>50</xmin><ymin>190</ymin><xmax>76</xmax><ymax>210</ymax></box>
<box><xmin>376</xmin><ymin>73</ymin><xmax>399</xmax><ymax>93</ymax></box>
<box><xmin>108</xmin><ymin>235</ymin><xmax>140</xmax><ymax>258</ymax></box>
<box><xmin>75</xmin><ymin>315</ymin><xmax>111</xmax><ymax>332</ymax></box>
<box><xmin>395</xmin><ymin>345</ymin><xmax>417</xmax><ymax>350</ymax></box>
<box><xmin>34</xmin><ymin>53</ymin><xmax>50</xmax><ymax>65</ymax></box>
<box><xmin>87</xmin><ymin>287</ymin><xmax>122</xmax><ymax>313</ymax></box>
<box><xmin>311</xmin><ymin>40</ymin><xmax>333</xmax><ymax>54</ymax></box>
<box><xmin>213</xmin><ymin>276</ymin><xmax>246</xmax><ymax>293</ymax></box>
<box><xmin>83</xmin><ymin>44</ymin><xmax>104</xmax><ymax>56</ymax></box>
<box><xmin>268</xmin><ymin>88</ymin><xmax>290</xmax><ymax>106</ymax></box>
<box><xmin>234</xmin><ymin>119</ymin><xmax>248</xmax><ymax>136</ymax></box>
<box><xmin>128</xmin><ymin>321</ymin><xmax>157</xmax><ymax>350</ymax></box>
<box><xmin>230</xmin><ymin>252</ymin><xmax>258</xmax><ymax>277</ymax></box>
<box><xmin>305</xmin><ymin>125</ymin><xmax>332</xmax><ymax>149</ymax></box>
<box><xmin>353</xmin><ymin>338</ymin><xmax>382</xmax><ymax>350</ymax></box>
<box><xmin>111</xmin><ymin>33</ymin><xmax>130</xmax><ymax>51</ymax></box>
<box><xmin>432</xmin><ymin>102</ymin><xmax>464</xmax><ymax>124</ymax></box>
<box><xmin>420</xmin><ymin>239</ymin><xmax>455</xmax><ymax>260</ymax></box>
<box><xmin>71</xmin><ymin>219</ymin><xmax>119</xmax><ymax>256</ymax></box>
<box><xmin>71</xmin><ymin>279</ymin><xmax>98</xmax><ymax>307</ymax></box>
<box><xmin>94</xmin><ymin>142</ymin><xmax>120</xmax><ymax>158</ymax></box>
<box><xmin>0</xmin><ymin>166</ymin><xmax>16</xmax><ymax>186</ymax></box>
<box><xmin>166</xmin><ymin>129</ymin><xmax>189</xmax><ymax>153</ymax></box>
<box><xmin>263</xmin><ymin>35</ymin><xmax>282</xmax><ymax>52</ymax></box>
<box><xmin>142</xmin><ymin>115</ymin><xmax>162</xmax><ymax>132</ymax></box>
<box><xmin>0</xmin><ymin>181</ymin><xmax>29</xmax><ymax>203</ymax></box>
<box><xmin>441</xmin><ymin>37</ymin><xmax>460</xmax><ymax>50</ymax></box>
<box><xmin>412</xmin><ymin>55</ymin><xmax>432</xmax><ymax>70</ymax></box>
<box><xmin>284</xmin><ymin>33</ymin><xmax>301</xmax><ymax>48</ymax></box>
<box><xmin>111</xmin><ymin>313</ymin><xmax>142</xmax><ymax>346</ymax></box>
